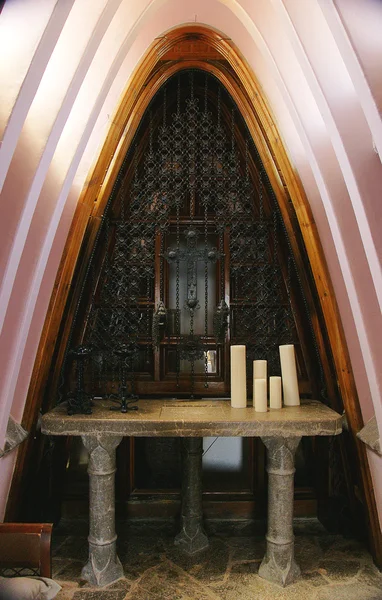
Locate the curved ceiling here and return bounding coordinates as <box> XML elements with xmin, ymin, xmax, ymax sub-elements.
<box><xmin>0</xmin><ymin>0</ymin><xmax>381</xmax><ymax>523</ymax></box>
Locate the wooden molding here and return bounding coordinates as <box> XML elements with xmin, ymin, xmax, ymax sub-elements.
<box><xmin>7</xmin><ymin>25</ymin><xmax>381</xmax><ymax>566</ymax></box>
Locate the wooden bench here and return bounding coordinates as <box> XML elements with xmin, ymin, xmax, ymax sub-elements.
<box><xmin>0</xmin><ymin>523</ymin><xmax>52</xmax><ymax>578</ymax></box>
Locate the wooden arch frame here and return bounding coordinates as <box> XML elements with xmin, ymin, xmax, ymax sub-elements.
<box><xmin>8</xmin><ymin>25</ymin><xmax>381</xmax><ymax>565</ymax></box>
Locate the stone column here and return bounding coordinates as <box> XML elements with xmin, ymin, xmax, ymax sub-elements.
<box><xmin>81</xmin><ymin>435</ymin><xmax>124</xmax><ymax>586</ymax></box>
<box><xmin>174</xmin><ymin>437</ymin><xmax>209</xmax><ymax>554</ymax></box>
<box><xmin>259</xmin><ymin>436</ymin><xmax>301</xmax><ymax>587</ymax></box>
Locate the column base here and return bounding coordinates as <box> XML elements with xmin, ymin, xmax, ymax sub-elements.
<box><xmin>259</xmin><ymin>539</ymin><xmax>301</xmax><ymax>587</ymax></box>
<box><xmin>81</xmin><ymin>541</ymin><xmax>124</xmax><ymax>587</ymax></box>
<box><xmin>174</xmin><ymin>520</ymin><xmax>209</xmax><ymax>555</ymax></box>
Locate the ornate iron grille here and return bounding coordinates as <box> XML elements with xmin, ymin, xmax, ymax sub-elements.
<box><xmin>61</xmin><ymin>70</ymin><xmax>316</xmax><ymax>415</ymax></box>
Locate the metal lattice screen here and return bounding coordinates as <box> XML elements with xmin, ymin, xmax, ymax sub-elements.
<box><xmin>61</xmin><ymin>70</ymin><xmax>318</xmax><ymax>415</ymax></box>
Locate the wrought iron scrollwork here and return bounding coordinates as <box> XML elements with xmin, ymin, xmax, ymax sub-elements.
<box><xmin>179</xmin><ymin>336</ymin><xmax>205</xmax><ymax>362</ymax></box>
<box><xmin>152</xmin><ymin>301</ymin><xmax>167</xmax><ymax>348</ymax></box>
<box><xmin>59</xmin><ymin>69</ymin><xmax>324</xmax><ymax>414</ymax></box>
<box><xmin>213</xmin><ymin>300</ymin><xmax>229</xmax><ymax>343</ymax></box>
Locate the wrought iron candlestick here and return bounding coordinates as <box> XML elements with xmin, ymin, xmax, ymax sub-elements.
<box><xmin>109</xmin><ymin>344</ymin><xmax>138</xmax><ymax>413</ymax></box>
<box><xmin>67</xmin><ymin>346</ymin><xmax>93</xmax><ymax>415</ymax></box>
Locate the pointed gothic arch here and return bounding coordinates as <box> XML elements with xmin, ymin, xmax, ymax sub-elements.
<box><xmin>8</xmin><ymin>25</ymin><xmax>381</xmax><ymax>566</ymax></box>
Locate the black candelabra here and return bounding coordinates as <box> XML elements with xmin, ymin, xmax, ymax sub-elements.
<box><xmin>67</xmin><ymin>346</ymin><xmax>93</xmax><ymax>415</ymax></box>
<box><xmin>108</xmin><ymin>344</ymin><xmax>138</xmax><ymax>413</ymax></box>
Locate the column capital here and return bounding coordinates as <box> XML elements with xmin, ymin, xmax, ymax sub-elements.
<box><xmin>260</xmin><ymin>436</ymin><xmax>301</xmax><ymax>454</ymax></box>
<box><xmin>81</xmin><ymin>434</ymin><xmax>123</xmax><ymax>454</ymax></box>
<box><xmin>260</xmin><ymin>436</ymin><xmax>301</xmax><ymax>475</ymax></box>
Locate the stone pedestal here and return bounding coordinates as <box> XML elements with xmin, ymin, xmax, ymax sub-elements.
<box><xmin>259</xmin><ymin>436</ymin><xmax>301</xmax><ymax>587</ymax></box>
<box><xmin>81</xmin><ymin>435</ymin><xmax>124</xmax><ymax>586</ymax></box>
<box><xmin>175</xmin><ymin>437</ymin><xmax>209</xmax><ymax>554</ymax></box>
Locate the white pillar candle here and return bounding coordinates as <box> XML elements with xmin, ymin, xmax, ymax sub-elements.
<box><xmin>269</xmin><ymin>376</ymin><xmax>282</xmax><ymax>409</ymax></box>
<box><xmin>253</xmin><ymin>360</ymin><xmax>267</xmax><ymax>404</ymax></box>
<box><xmin>230</xmin><ymin>345</ymin><xmax>247</xmax><ymax>408</ymax></box>
<box><xmin>279</xmin><ymin>344</ymin><xmax>300</xmax><ymax>406</ymax></box>
<box><xmin>254</xmin><ymin>378</ymin><xmax>267</xmax><ymax>412</ymax></box>
<box><xmin>253</xmin><ymin>359</ymin><xmax>267</xmax><ymax>380</ymax></box>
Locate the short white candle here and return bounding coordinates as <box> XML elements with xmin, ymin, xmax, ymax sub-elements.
<box><xmin>279</xmin><ymin>344</ymin><xmax>300</xmax><ymax>406</ymax></box>
<box><xmin>230</xmin><ymin>345</ymin><xmax>247</xmax><ymax>408</ymax></box>
<box><xmin>253</xmin><ymin>359</ymin><xmax>267</xmax><ymax>380</ymax></box>
<box><xmin>254</xmin><ymin>378</ymin><xmax>267</xmax><ymax>412</ymax></box>
<box><xmin>253</xmin><ymin>360</ymin><xmax>267</xmax><ymax>405</ymax></box>
<box><xmin>269</xmin><ymin>376</ymin><xmax>282</xmax><ymax>409</ymax></box>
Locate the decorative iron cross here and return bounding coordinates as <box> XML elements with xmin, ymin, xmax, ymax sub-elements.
<box><xmin>164</xmin><ymin>227</ymin><xmax>219</xmax><ymax>314</ymax></box>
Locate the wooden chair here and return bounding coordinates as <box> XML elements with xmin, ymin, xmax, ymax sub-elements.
<box><xmin>0</xmin><ymin>523</ymin><xmax>52</xmax><ymax>578</ymax></box>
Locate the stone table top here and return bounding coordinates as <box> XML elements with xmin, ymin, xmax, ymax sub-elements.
<box><xmin>41</xmin><ymin>399</ymin><xmax>342</xmax><ymax>438</ymax></box>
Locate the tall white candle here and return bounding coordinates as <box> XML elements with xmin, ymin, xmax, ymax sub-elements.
<box><xmin>254</xmin><ymin>378</ymin><xmax>267</xmax><ymax>412</ymax></box>
<box><xmin>230</xmin><ymin>345</ymin><xmax>247</xmax><ymax>408</ymax></box>
<box><xmin>279</xmin><ymin>344</ymin><xmax>300</xmax><ymax>406</ymax></box>
<box><xmin>269</xmin><ymin>376</ymin><xmax>282</xmax><ymax>409</ymax></box>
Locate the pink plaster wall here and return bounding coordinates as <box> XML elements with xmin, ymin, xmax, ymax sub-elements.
<box><xmin>335</xmin><ymin>0</ymin><xmax>382</xmax><ymax>113</ymax></box>
<box><xmin>0</xmin><ymin>0</ymin><xmax>75</xmax><ymax>192</ymax></box>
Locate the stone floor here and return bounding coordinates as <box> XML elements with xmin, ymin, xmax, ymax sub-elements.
<box><xmin>52</xmin><ymin>518</ymin><xmax>382</xmax><ymax>600</ymax></box>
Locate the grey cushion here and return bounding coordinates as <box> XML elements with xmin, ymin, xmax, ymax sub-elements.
<box><xmin>0</xmin><ymin>576</ymin><xmax>61</xmax><ymax>600</ymax></box>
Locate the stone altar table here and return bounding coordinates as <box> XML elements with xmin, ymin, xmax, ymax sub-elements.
<box><xmin>41</xmin><ymin>399</ymin><xmax>342</xmax><ymax>587</ymax></box>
